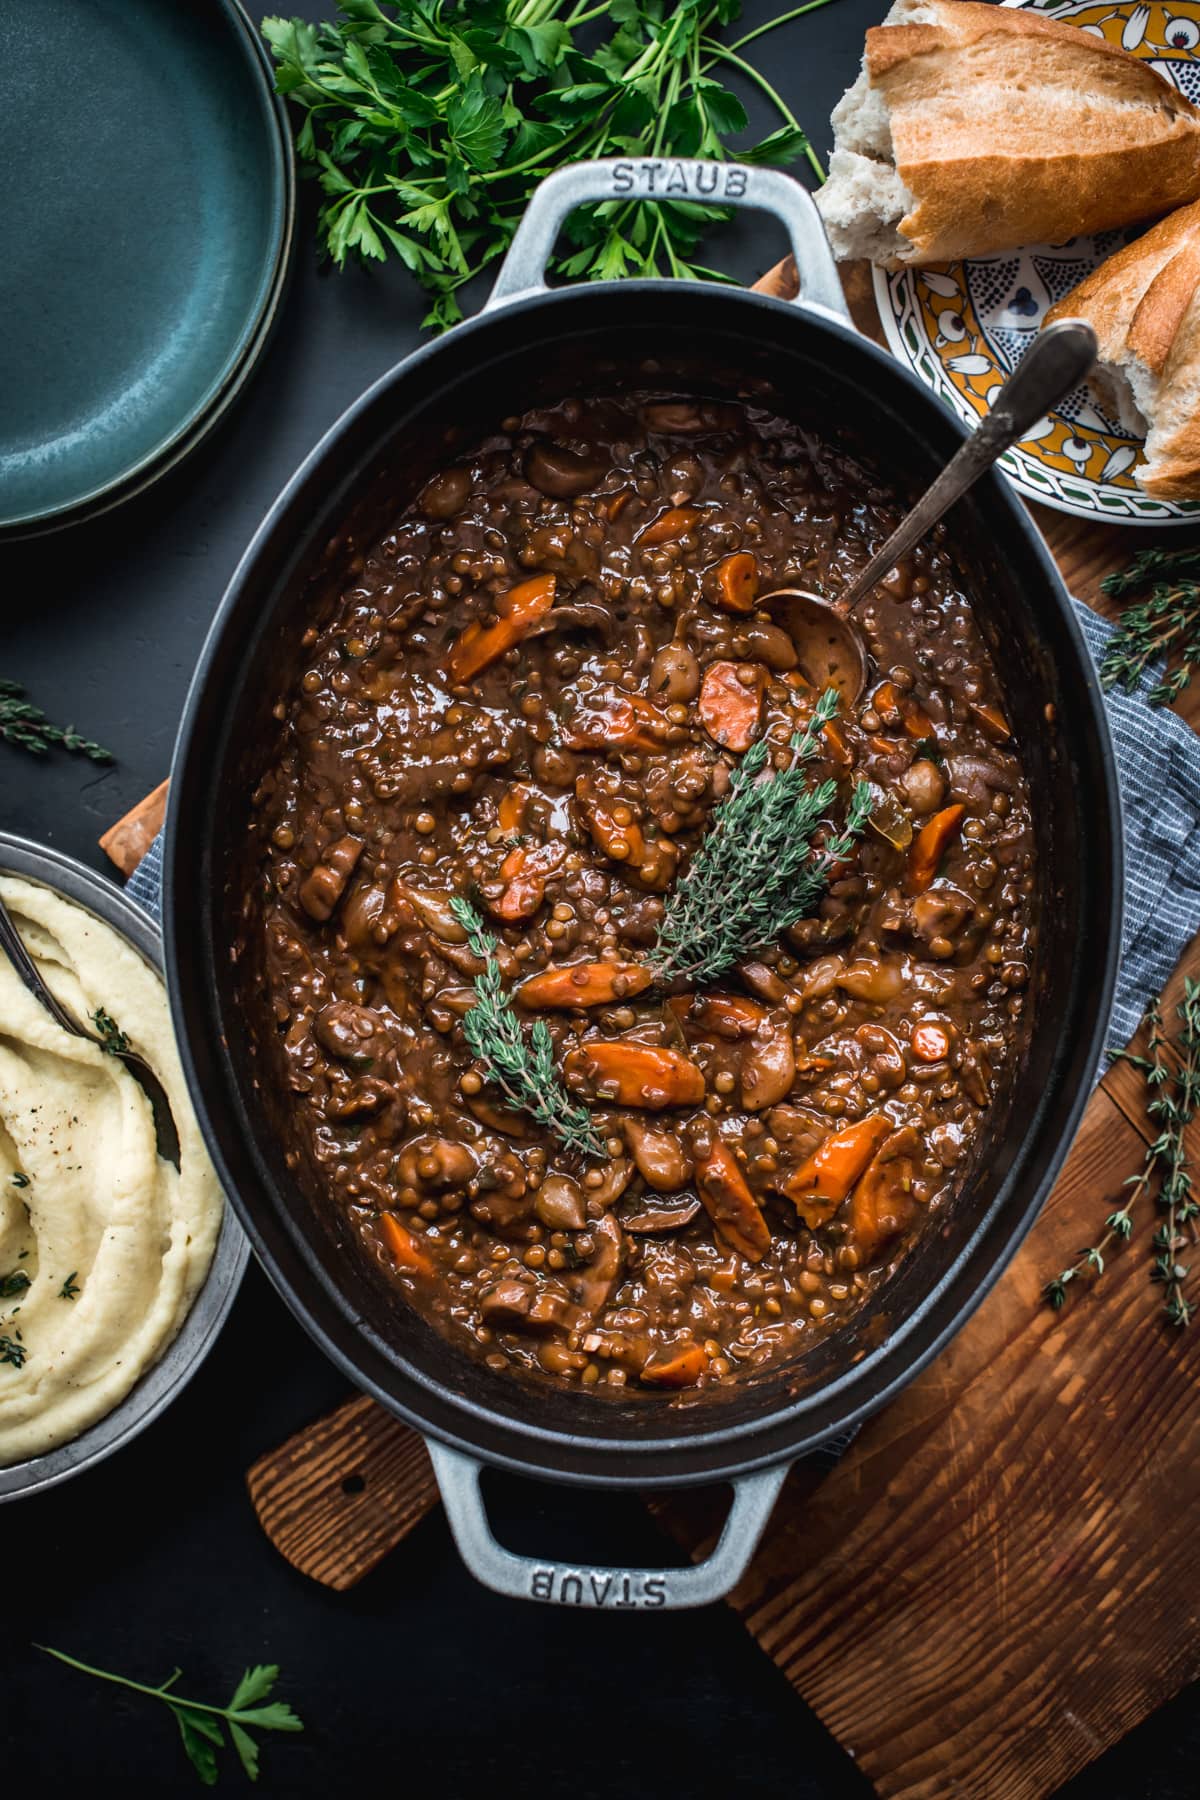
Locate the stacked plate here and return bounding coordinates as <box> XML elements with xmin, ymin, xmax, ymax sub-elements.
<box><xmin>0</xmin><ymin>0</ymin><xmax>294</xmax><ymax>537</ymax></box>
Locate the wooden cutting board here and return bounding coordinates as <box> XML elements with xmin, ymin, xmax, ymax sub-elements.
<box><xmin>104</xmin><ymin>258</ymin><xmax>1200</xmax><ymax>1799</ymax></box>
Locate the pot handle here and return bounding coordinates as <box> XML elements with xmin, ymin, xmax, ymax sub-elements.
<box><xmin>483</xmin><ymin>157</ymin><xmax>849</xmax><ymax>324</ymax></box>
<box><xmin>426</xmin><ymin>1440</ymin><xmax>788</xmax><ymax>1610</ymax></box>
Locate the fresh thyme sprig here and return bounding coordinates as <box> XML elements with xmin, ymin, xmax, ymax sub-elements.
<box><xmin>450</xmin><ymin>895</ymin><xmax>605</xmax><ymax>1157</ymax></box>
<box><xmin>1101</xmin><ymin>544</ymin><xmax>1200</xmax><ymax>708</ymax></box>
<box><xmin>91</xmin><ymin>1006</ymin><xmax>130</xmax><ymax>1056</ymax></box>
<box><xmin>37</xmin><ymin>1648</ymin><xmax>304</xmax><ymax>1787</ymax></box>
<box><xmin>0</xmin><ymin>681</ymin><xmax>113</xmax><ymax>762</ymax></box>
<box><xmin>648</xmin><ymin>687</ymin><xmax>873</xmax><ymax>985</ymax></box>
<box><xmin>1044</xmin><ymin>984</ymin><xmax>1200</xmax><ymax>1327</ymax></box>
<box><xmin>0</xmin><ymin>1269</ymin><xmax>31</xmax><ymax>1300</ymax></box>
<box><xmin>0</xmin><ymin>1333</ymin><xmax>27</xmax><ymax>1369</ymax></box>
<box><xmin>262</xmin><ymin>0</ymin><xmax>830</xmax><ymax>331</ymax></box>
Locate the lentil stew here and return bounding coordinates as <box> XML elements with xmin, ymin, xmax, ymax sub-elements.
<box><xmin>242</xmin><ymin>390</ymin><xmax>1036</xmax><ymax>1400</ymax></box>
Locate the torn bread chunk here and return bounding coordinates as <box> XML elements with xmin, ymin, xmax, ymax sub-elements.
<box><xmin>1045</xmin><ymin>199</ymin><xmax>1200</xmax><ymax>499</ymax></box>
<box><xmin>817</xmin><ymin>0</ymin><xmax>1200</xmax><ymax>267</ymax></box>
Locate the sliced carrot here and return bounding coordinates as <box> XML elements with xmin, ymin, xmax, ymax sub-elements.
<box><xmin>497</xmin><ymin>782</ymin><xmax>532</xmax><ymax>835</ymax></box>
<box><xmin>872</xmin><ymin>680</ymin><xmax>934</xmax><ymax>740</ymax></box>
<box><xmin>691</xmin><ymin>994</ymin><xmax>764</xmax><ymax>1039</ymax></box>
<box><xmin>693</xmin><ymin>1137</ymin><xmax>771</xmax><ymax>1261</ymax></box>
<box><xmin>777</xmin><ymin>1112</ymin><xmax>893</xmax><ymax>1230</ymax></box>
<box><xmin>714</xmin><ymin>551</ymin><xmax>759</xmax><ymax>613</ymax></box>
<box><xmin>850</xmin><ymin>1125</ymin><xmax>921</xmax><ymax>1261</ymax></box>
<box><xmin>565</xmin><ymin>1040</ymin><xmax>706</xmax><ymax>1109</ymax></box>
<box><xmin>821</xmin><ymin>718</ymin><xmax>853</xmax><ymax>767</ymax></box>
<box><xmin>379</xmin><ymin>1213</ymin><xmax>434</xmax><ymax>1277</ymax></box>
<box><xmin>872</xmin><ymin>681</ymin><xmax>902</xmax><ymax>726</ymax></box>
<box><xmin>561</xmin><ymin>687</ymin><xmax>674</xmax><ymax>753</ymax></box>
<box><xmin>636</xmin><ymin>505</ymin><xmax>702</xmax><ymax>547</ymax></box>
<box><xmin>698</xmin><ymin>661</ymin><xmax>765</xmax><ymax>752</ymax></box>
<box><xmin>911</xmin><ymin>1021</ymin><xmax>952</xmax><ymax>1063</ymax></box>
<box><xmin>491</xmin><ymin>840</ymin><xmax>566</xmax><ymax>921</ymax></box>
<box><xmin>640</xmin><ymin>1341</ymin><xmax>709</xmax><ymax>1388</ymax></box>
<box><xmin>446</xmin><ymin>574</ymin><xmax>557</xmax><ymax>683</ymax></box>
<box><xmin>517</xmin><ymin>961</ymin><xmax>652</xmax><ymax>1009</ymax></box>
<box><xmin>606</xmin><ymin>488</ymin><xmax>633</xmax><ymax>520</ymax></box>
<box><xmin>970</xmin><ymin>700</ymin><xmax>1012</xmax><ymax>743</ymax></box>
<box><xmin>901</xmin><ymin>697</ymin><xmax>936</xmax><ymax>739</ymax></box>
<box><xmin>905</xmin><ymin>803</ymin><xmax>965</xmax><ymax>895</ymax></box>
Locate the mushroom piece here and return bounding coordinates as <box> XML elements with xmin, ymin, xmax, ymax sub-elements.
<box><xmin>314</xmin><ymin>1000</ymin><xmax>390</xmax><ymax>1063</ymax></box>
<box><xmin>525</xmin><ymin>441</ymin><xmax>608</xmax><ymax>498</ymax></box>
<box><xmin>525</xmin><ymin>600</ymin><xmax>614</xmax><ymax>640</ymax></box>
<box><xmin>534</xmin><ymin>1173</ymin><xmax>588</xmax><ymax>1231</ymax></box>
<box><xmin>690</xmin><ymin>994</ymin><xmax>796</xmax><ymax>1111</ymax></box>
<box><xmin>298</xmin><ymin>836</ymin><xmax>364</xmax><ymax>923</ymax></box>
<box><xmin>390</xmin><ymin>878</ymin><xmax>469</xmax><ymax>944</ymax></box>
<box><xmin>623</xmin><ymin>1116</ymin><xmax>693</xmax><ymax>1192</ymax></box>
<box><xmin>648</xmin><ymin>641</ymin><xmax>701</xmax><ymax>703</ymax></box>
<box><xmin>575</xmin><ymin>1212</ymin><xmax>626</xmax><ymax>1316</ymax></box>
<box><xmin>621</xmin><ymin>1197</ymin><xmax>702</xmax><ymax>1235</ymax></box>
<box><xmin>396</xmin><ymin>1135</ymin><xmax>478</xmax><ymax>1193</ymax></box>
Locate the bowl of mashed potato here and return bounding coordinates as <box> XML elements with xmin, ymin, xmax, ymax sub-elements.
<box><xmin>0</xmin><ymin>834</ymin><xmax>246</xmax><ymax>1498</ymax></box>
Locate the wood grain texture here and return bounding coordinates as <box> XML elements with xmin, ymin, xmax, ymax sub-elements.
<box><xmin>245</xmin><ymin>1394</ymin><xmax>438</xmax><ymax>1590</ymax></box>
<box><xmin>653</xmin><ymin>1091</ymin><xmax>1200</xmax><ymax>1800</ymax></box>
<box><xmin>99</xmin><ymin>776</ymin><xmax>168</xmax><ymax>875</ymax></box>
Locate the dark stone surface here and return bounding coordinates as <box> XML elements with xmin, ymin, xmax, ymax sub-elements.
<box><xmin>2</xmin><ymin>2</ymin><xmax>1195</xmax><ymax>1792</ymax></box>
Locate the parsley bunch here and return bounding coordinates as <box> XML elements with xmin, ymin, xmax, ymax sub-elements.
<box><xmin>262</xmin><ymin>0</ymin><xmax>830</xmax><ymax>330</ymax></box>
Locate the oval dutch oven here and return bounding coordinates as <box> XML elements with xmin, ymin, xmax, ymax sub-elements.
<box><xmin>166</xmin><ymin>161</ymin><xmax>1122</xmax><ymax>1608</ymax></box>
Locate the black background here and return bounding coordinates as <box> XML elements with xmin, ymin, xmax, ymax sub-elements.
<box><xmin>2</xmin><ymin>1</ymin><xmax>1197</xmax><ymax>1792</ymax></box>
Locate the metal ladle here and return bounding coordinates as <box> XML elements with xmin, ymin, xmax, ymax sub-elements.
<box><xmin>762</xmin><ymin>319</ymin><xmax>1099</xmax><ymax>702</ymax></box>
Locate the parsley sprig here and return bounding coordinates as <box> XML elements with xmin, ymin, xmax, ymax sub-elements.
<box><xmin>1045</xmin><ymin>982</ymin><xmax>1200</xmax><ymax>1328</ymax></box>
<box><xmin>37</xmin><ymin>1648</ymin><xmax>304</xmax><ymax>1787</ymax></box>
<box><xmin>450</xmin><ymin>895</ymin><xmax>604</xmax><ymax>1157</ymax></box>
<box><xmin>649</xmin><ymin>688</ymin><xmax>873</xmax><ymax>985</ymax></box>
<box><xmin>1101</xmin><ymin>544</ymin><xmax>1200</xmax><ymax>708</ymax></box>
<box><xmin>262</xmin><ymin>0</ymin><xmax>830</xmax><ymax>331</ymax></box>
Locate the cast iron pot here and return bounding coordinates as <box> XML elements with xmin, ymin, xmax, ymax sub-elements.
<box><xmin>166</xmin><ymin>161</ymin><xmax>1122</xmax><ymax>1608</ymax></box>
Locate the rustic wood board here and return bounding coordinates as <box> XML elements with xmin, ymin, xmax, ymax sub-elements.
<box><xmin>652</xmin><ymin>1091</ymin><xmax>1200</xmax><ymax>1800</ymax></box>
<box><xmin>105</xmin><ymin>257</ymin><xmax>1200</xmax><ymax>1796</ymax></box>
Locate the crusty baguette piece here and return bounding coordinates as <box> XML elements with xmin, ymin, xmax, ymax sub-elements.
<box><xmin>1045</xmin><ymin>200</ymin><xmax>1200</xmax><ymax>499</ymax></box>
<box><xmin>817</xmin><ymin>0</ymin><xmax>1200</xmax><ymax>267</ymax></box>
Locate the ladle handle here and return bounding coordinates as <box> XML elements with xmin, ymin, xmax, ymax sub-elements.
<box><xmin>838</xmin><ymin>319</ymin><xmax>1098</xmax><ymax>614</ymax></box>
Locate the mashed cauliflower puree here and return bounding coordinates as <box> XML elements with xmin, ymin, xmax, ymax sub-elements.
<box><xmin>0</xmin><ymin>877</ymin><xmax>222</xmax><ymax>1466</ymax></box>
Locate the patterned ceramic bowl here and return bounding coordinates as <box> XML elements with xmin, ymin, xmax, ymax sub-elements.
<box><xmin>873</xmin><ymin>0</ymin><xmax>1200</xmax><ymax>523</ymax></box>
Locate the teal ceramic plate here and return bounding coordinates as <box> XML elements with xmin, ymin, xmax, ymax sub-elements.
<box><xmin>0</xmin><ymin>0</ymin><xmax>294</xmax><ymax>535</ymax></box>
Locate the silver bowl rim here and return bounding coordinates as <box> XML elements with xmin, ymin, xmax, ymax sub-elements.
<box><xmin>0</xmin><ymin>831</ymin><xmax>249</xmax><ymax>1501</ymax></box>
